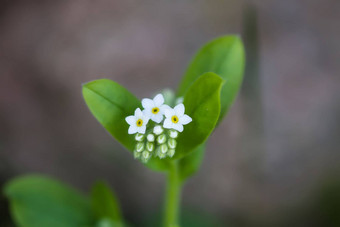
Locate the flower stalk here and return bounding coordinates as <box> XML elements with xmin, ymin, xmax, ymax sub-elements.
<box><xmin>164</xmin><ymin>161</ymin><xmax>181</xmax><ymax>227</ymax></box>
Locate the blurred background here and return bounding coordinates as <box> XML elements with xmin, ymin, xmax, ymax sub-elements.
<box><xmin>1</xmin><ymin>0</ymin><xmax>339</xmax><ymax>226</ymax></box>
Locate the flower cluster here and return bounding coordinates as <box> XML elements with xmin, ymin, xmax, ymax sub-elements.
<box><xmin>125</xmin><ymin>94</ymin><xmax>192</xmax><ymax>163</ymax></box>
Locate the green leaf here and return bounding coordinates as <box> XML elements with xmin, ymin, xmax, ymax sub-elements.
<box><xmin>145</xmin><ymin>158</ymin><xmax>171</xmax><ymax>172</ymax></box>
<box><xmin>174</xmin><ymin>72</ymin><xmax>223</xmax><ymax>159</ymax></box>
<box><xmin>82</xmin><ymin>79</ymin><xmax>140</xmax><ymax>151</ymax></box>
<box><xmin>177</xmin><ymin>35</ymin><xmax>245</xmax><ymax>123</ymax></box>
<box><xmin>91</xmin><ymin>181</ymin><xmax>123</xmax><ymax>226</ymax></box>
<box><xmin>3</xmin><ymin>175</ymin><xmax>94</xmax><ymax>227</ymax></box>
<box><xmin>95</xmin><ymin>218</ymin><xmax>122</xmax><ymax>227</ymax></box>
<box><xmin>178</xmin><ymin>144</ymin><xmax>205</xmax><ymax>182</ymax></box>
<box><xmin>83</xmin><ymin>79</ymin><xmax>169</xmax><ymax>172</ymax></box>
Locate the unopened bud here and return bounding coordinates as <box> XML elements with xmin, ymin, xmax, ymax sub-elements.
<box><xmin>168</xmin><ymin>149</ymin><xmax>175</xmax><ymax>157</ymax></box>
<box><xmin>135</xmin><ymin>133</ymin><xmax>144</xmax><ymax>142</ymax></box>
<box><xmin>157</xmin><ymin>134</ymin><xmax>166</xmax><ymax>144</ymax></box>
<box><xmin>169</xmin><ymin>130</ymin><xmax>178</xmax><ymax>139</ymax></box>
<box><xmin>147</xmin><ymin>133</ymin><xmax>155</xmax><ymax>142</ymax></box>
<box><xmin>136</xmin><ymin>142</ymin><xmax>144</xmax><ymax>152</ymax></box>
<box><xmin>168</xmin><ymin>138</ymin><xmax>177</xmax><ymax>149</ymax></box>
<box><xmin>153</xmin><ymin>125</ymin><xmax>164</xmax><ymax>135</ymax></box>
<box><xmin>158</xmin><ymin>151</ymin><xmax>166</xmax><ymax>159</ymax></box>
<box><xmin>160</xmin><ymin>144</ymin><xmax>168</xmax><ymax>154</ymax></box>
<box><xmin>141</xmin><ymin>151</ymin><xmax>152</xmax><ymax>163</ymax></box>
<box><xmin>134</xmin><ymin>150</ymin><xmax>141</xmax><ymax>159</ymax></box>
<box><xmin>142</xmin><ymin>151</ymin><xmax>150</xmax><ymax>159</ymax></box>
<box><xmin>146</xmin><ymin>142</ymin><xmax>154</xmax><ymax>152</ymax></box>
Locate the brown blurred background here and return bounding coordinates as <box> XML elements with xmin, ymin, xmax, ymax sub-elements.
<box><xmin>1</xmin><ymin>0</ymin><xmax>339</xmax><ymax>226</ymax></box>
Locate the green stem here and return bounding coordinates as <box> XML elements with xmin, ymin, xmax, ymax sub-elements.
<box><xmin>164</xmin><ymin>161</ymin><xmax>181</xmax><ymax>227</ymax></box>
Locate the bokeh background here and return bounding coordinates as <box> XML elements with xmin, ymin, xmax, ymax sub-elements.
<box><xmin>1</xmin><ymin>0</ymin><xmax>339</xmax><ymax>226</ymax></box>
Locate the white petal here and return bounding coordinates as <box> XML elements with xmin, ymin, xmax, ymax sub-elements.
<box><xmin>142</xmin><ymin>98</ymin><xmax>154</xmax><ymax>109</ymax></box>
<box><xmin>142</xmin><ymin>115</ymin><xmax>150</xmax><ymax>125</ymax></box>
<box><xmin>135</xmin><ymin>108</ymin><xmax>143</xmax><ymax>118</ymax></box>
<box><xmin>174</xmin><ymin>103</ymin><xmax>185</xmax><ymax>116</ymax></box>
<box><xmin>152</xmin><ymin>113</ymin><xmax>163</xmax><ymax>123</ymax></box>
<box><xmin>173</xmin><ymin>123</ymin><xmax>183</xmax><ymax>132</ymax></box>
<box><xmin>128</xmin><ymin>125</ymin><xmax>138</xmax><ymax>134</ymax></box>
<box><xmin>179</xmin><ymin>114</ymin><xmax>192</xmax><ymax>125</ymax></box>
<box><xmin>153</xmin><ymin>94</ymin><xmax>164</xmax><ymax>106</ymax></box>
<box><xmin>164</xmin><ymin>108</ymin><xmax>175</xmax><ymax>118</ymax></box>
<box><xmin>125</xmin><ymin>116</ymin><xmax>136</xmax><ymax>125</ymax></box>
<box><xmin>138</xmin><ymin>125</ymin><xmax>146</xmax><ymax>134</ymax></box>
<box><xmin>142</xmin><ymin>109</ymin><xmax>152</xmax><ymax>118</ymax></box>
<box><xmin>160</xmin><ymin>104</ymin><xmax>170</xmax><ymax>113</ymax></box>
<box><xmin>163</xmin><ymin>118</ymin><xmax>173</xmax><ymax>129</ymax></box>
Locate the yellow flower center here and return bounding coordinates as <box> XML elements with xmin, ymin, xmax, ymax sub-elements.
<box><xmin>136</xmin><ymin>119</ymin><xmax>143</xmax><ymax>127</ymax></box>
<box><xmin>171</xmin><ymin>115</ymin><xmax>179</xmax><ymax>124</ymax></box>
<box><xmin>152</xmin><ymin>107</ymin><xmax>160</xmax><ymax>114</ymax></box>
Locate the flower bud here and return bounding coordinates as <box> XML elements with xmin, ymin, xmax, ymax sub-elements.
<box><xmin>134</xmin><ymin>150</ymin><xmax>141</xmax><ymax>159</ymax></box>
<box><xmin>135</xmin><ymin>133</ymin><xmax>144</xmax><ymax>142</ymax></box>
<box><xmin>168</xmin><ymin>149</ymin><xmax>175</xmax><ymax>157</ymax></box>
<box><xmin>153</xmin><ymin>125</ymin><xmax>164</xmax><ymax>135</ymax></box>
<box><xmin>160</xmin><ymin>144</ymin><xmax>168</xmax><ymax>154</ymax></box>
<box><xmin>169</xmin><ymin>130</ymin><xmax>178</xmax><ymax>139</ymax></box>
<box><xmin>146</xmin><ymin>142</ymin><xmax>154</xmax><ymax>152</ymax></box>
<box><xmin>142</xmin><ymin>150</ymin><xmax>150</xmax><ymax>159</ymax></box>
<box><xmin>157</xmin><ymin>148</ymin><xmax>166</xmax><ymax>159</ymax></box>
<box><xmin>136</xmin><ymin>142</ymin><xmax>144</xmax><ymax>152</ymax></box>
<box><xmin>157</xmin><ymin>134</ymin><xmax>166</xmax><ymax>144</ymax></box>
<box><xmin>167</xmin><ymin>138</ymin><xmax>177</xmax><ymax>149</ymax></box>
<box><xmin>147</xmin><ymin>133</ymin><xmax>155</xmax><ymax>142</ymax></box>
<box><xmin>141</xmin><ymin>151</ymin><xmax>151</xmax><ymax>163</ymax></box>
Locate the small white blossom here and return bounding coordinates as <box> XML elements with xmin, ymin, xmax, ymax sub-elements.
<box><xmin>168</xmin><ymin>149</ymin><xmax>175</xmax><ymax>157</ymax></box>
<box><xmin>147</xmin><ymin>134</ymin><xmax>155</xmax><ymax>142</ymax></box>
<box><xmin>157</xmin><ymin>134</ymin><xmax>166</xmax><ymax>144</ymax></box>
<box><xmin>135</xmin><ymin>133</ymin><xmax>144</xmax><ymax>141</ymax></box>
<box><xmin>142</xmin><ymin>151</ymin><xmax>150</xmax><ymax>159</ymax></box>
<box><xmin>146</xmin><ymin>142</ymin><xmax>154</xmax><ymax>152</ymax></box>
<box><xmin>153</xmin><ymin>125</ymin><xmax>164</xmax><ymax>135</ymax></box>
<box><xmin>125</xmin><ymin>108</ymin><xmax>150</xmax><ymax>134</ymax></box>
<box><xmin>163</xmin><ymin>104</ymin><xmax>192</xmax><ymax>132</ymax></box>
<box><xmin>160</xmin><ymin>144</ymin><xmax>168</xmax><ymax>154</ymax></box>
<box><xmin>142</xmin><ymin>94</ymin><xmax>169</xmax><ymax>123</ymax></box>
<box><xmin>168</xmin><ymin>138</ymin><xmax>177</xmax><ymax>149</ymax></box>
<box><xmin>136</xmin><ymin>142</ymin><xmax>144</xmax><ymax>152</ymax></box>
<box><xmin>169</xmin><ymin>130</ymin><xmax>178</xmax><ymax>138</ymax></box>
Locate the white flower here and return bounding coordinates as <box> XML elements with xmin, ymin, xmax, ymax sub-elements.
<box><xmin>125</xmin><ymin>108</ymin><xmax>150</xmax><ymax>134</ymax></box>
<box><xmin>163</xmin><ymin>103</ymin><xmax>192</xmax><ymax>132</ymax></box>
<box><xmin>142</xmin><ymin>94</ymin><xmax>169</xmax><ymax>123</ymax></box>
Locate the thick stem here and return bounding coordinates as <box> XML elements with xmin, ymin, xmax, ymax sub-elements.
<box><xmin>164</xmin><ymin>161</ymin><xmax>181</xmax><ymax>227</ymax></box>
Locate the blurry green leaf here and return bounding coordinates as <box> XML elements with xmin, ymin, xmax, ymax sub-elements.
<box><xmin>4</xmin><ymin>175</ymin><xmax>94</xmax><ymax>227</ymax></box>
<box><xmin>91</xmin><ymin>181</ymin><xmax>123</xmax><ymax>226</ymax></box>
<box><xmin>178</xmin><ymin>35</ymin><xmax>245</xmax><ymax>124</ymax></box>
<box><xmin>178</xmin><ymin>144</ymin><xmax>205</xmax><ymax>182</ymax></box>
<box><xmin>82</xmin><ymin>79</ymin><xmax>140</xmax><ymax>151</ymax></box>
<box><xmin>174</xmin><ymin>73</ymin><xmax>223</xmax><ymax>159</ymax></box>
<box><xmin>95</xmin><ymin>218</ymin><xmax>122</xmax><ymax>227</ymax></box>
